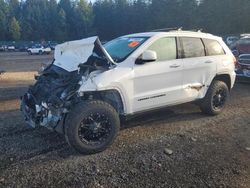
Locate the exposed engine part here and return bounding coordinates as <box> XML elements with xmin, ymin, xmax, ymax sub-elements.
<box><xmin>21</xmin><ymin>37</ymin><xmax>114</xmax><ymax>130</ymax></box>
<box><xmin>21</xmin><ymin>64</ymin><xmax>81</xmax><ymax>128</ymax></box>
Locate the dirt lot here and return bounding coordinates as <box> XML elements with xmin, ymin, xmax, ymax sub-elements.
<box><xmin>0</xmin><ymin>52</ymin><xmax>250</xmax><ymax>188</ymax></box>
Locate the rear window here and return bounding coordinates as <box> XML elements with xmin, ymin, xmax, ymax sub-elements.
<box><xmin>181</xmin><ymin>37</ymin><xmax>205</xmax><ymax>58</ymax></box>
<box><xmin>203</xmin><ymin>39</ymin><xmax>225</xmax><ymax>56</ymax></box>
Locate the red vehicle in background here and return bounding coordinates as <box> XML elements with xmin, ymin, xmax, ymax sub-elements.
<box><xmin>231</xmin><ymin>37</ymin><xmax>250</xmax><ymax>79</ymax></box>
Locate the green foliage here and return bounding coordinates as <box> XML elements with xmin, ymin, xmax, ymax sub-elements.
<box><xmin>7</xmin><ymin>0</ymin><xmax>19</xmax><ymax>18</ymax></box>
<box><xmin>8</xmin><ymin>17</ymin><xmax>20</xmax><ymax>40</ymax></box>
<box><xmin>0</xmin><ymin>0</ymin><xmax>8</xmax><ymax>40</ymax></box>
<box><xmin>75</xmin><ymin>0</ymin><xmax>94</xmax><ymax>38</ymax></box>
<box><xmin>0</xmin><ymin>0</ymin><xmax>250</xmax><ymax>41</ymax></box>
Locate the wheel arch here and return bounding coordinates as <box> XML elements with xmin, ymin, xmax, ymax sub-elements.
<box><xmin>56</xmin><ymin>90</ymin><xmax>125</xmax><ymax>135</ymax></box>
<box><xmin>213</xmin><ymin>74</ymin><xmax>232</xmax><ymax>90</ymax></box>
<box><xmin>81</xmin><ymin>89</ymin><xmax>126</xmax><ymax>115</ymax></box>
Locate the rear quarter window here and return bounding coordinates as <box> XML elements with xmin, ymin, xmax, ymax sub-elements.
<box><xmin>203</xmin><ymin>39</ymin><xmax>225</xmax><ymax>56</ymax></box>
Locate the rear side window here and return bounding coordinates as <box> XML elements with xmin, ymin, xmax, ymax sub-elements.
<box><xmin>181</xmin><ymin>37</ymin><xmax>205</xmax><ymax>58</ymax></box>
<box><xmin>147</xmin><ymin>37</ymin><xmax>177</xmax><ymax>61</ymax></box>
<box><xmin>203</xmin><ymin>39</ymin><xmax>225</xmax><ymax>56</ymax></box>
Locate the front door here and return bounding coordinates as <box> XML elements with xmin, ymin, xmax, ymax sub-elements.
<box><xmin>132</xmin><ymin>37</ymin><xmax>184</xmax><ymax>113</ymax></box>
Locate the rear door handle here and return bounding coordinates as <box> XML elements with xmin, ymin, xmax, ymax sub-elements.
<box><xmin>204</xmin><ymin>60</ymin><xmax>213</xmax><ymax>64</ymax></box>
<box><xmin>170</xmin><ymin>64</ymin><xmax>180</xmax><ymax>68</ymax></box>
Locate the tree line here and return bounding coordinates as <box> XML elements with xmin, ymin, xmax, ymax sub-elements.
<box><xmin>0</xmin><ymin>0</ymin><xmax>250</xmax><ymax>42</ymax></box>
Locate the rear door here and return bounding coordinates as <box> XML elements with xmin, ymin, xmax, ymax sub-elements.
<box><xmin>179</xmin><ymin>37</ymin><xmax>217</xmax><ymax>100</ymax></box>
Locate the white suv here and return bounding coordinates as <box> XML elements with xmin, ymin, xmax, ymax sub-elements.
<box><xmin>27</xmin><ymin>44</ymin><xmax>51</xmax><ymax>55</ymax></box>
<box><xmin>21</xmin><ymin>30</ymin><xmax>236</xmax><ymax>154</ymax></box>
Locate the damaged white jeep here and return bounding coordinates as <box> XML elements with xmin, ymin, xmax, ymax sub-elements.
<box><xmin>21</xmin><ymin>31</ymin><xmax>236</xmax><ymax>154</ymax></box>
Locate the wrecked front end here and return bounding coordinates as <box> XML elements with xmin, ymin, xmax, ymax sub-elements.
<box><xmin>20</xmin><ymin>36</ymin><xmax>114</xmax><ymax>132</ymax></box>
<box><xmin>21</xmin><ymin>64</ymin><xmax>81</xmax><ymax>130</ymax></box>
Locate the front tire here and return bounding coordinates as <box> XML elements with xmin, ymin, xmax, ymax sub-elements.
<box><xmin>65</xmin><ymin>100</ymin><xmax>120</xmax><ymax>154</ymax></box>
<box><xmin>200</xmin><ymin>80</ymin><xmax>229</xmax><ymax>116</ymax></box>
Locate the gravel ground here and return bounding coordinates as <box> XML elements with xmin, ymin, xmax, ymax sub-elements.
<box><xmin>0</xmin><ymin>52</ymin><xmax>250</xmax><ymax>188</ymax></box>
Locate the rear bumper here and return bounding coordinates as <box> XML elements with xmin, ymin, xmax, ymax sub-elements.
<box><xmin>231</xmin><ymin>71</ymin><xmax>237</xmax><ymax>89</ymax></box>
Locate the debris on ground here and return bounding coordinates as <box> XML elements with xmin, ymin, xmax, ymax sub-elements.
<box><xmin>191</xmin><ymin>137</ymin><xmax>198</xmax><ymax>142</ymax></box>
<box><xmin>164</xmin><ymin>148</ymin><xmax>173</xmax><ymax>155</ymax></box>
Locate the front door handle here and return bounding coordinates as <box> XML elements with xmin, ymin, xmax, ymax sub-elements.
<box><xmin>170</xmin><ymin>64</ymin><xmax>180</xmax><ymax>68</ymax></box>
<box><xmin>204</xmin><ymin>60</ymin><xmax>213</xmax><ymax>64</ymax></box>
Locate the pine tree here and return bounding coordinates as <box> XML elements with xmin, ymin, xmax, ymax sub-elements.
<box><xmin>0</xmin><ymin>0</ymin><xmax>249</xmax><ymax>41</ymax></box>
<box><xmin>75</xmin><ymin>0</ymin><xmax>94</xmax><ymax>38</ymax></box>
<box><xmin>9</xmin><ymin>17</ymin><xmax>20</xmax><ymax>40</ymax></box>
<box><xmin>0</xmin><ymin>0</ymin><xmax>8</xmax><ymax>40</ymax></box>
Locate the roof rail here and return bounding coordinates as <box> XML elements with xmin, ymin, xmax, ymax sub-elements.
<box><xmin>151</xmin><ymin>27</ymin><xmax>182</xmax><ymax>32</ymax></box>
<box><xmin>151</xmin><ymin>27</ymin><xmax>204</xmax><ymax>33</ymax></box>
<box><xmin>188</xmin><ymin>28</ymin><xmax>203</xmax><ymax>32</ymax></box>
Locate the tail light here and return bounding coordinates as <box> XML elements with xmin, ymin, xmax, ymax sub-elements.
<box><xmin>232</xmin><ymin>56</ymin><xmax>241</xmax><ymax>71</ymax></box>
<box><xmin>232</xmin><ymin>56</ymin><xmax>239</xmax><ymax>70</ymax></box>
<box><xmin>232</xmin><ymin>56</ymin><xmax>237</xmax><ymax>66</ymax></box>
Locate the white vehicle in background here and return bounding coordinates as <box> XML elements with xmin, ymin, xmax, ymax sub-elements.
<box><xmin>21</xmin><ymin>30</ymin><xmax>236</xmax><ymax>154</ymax></box>
<box><xmin>240</xmin><ymin>33</ymin><xmax>250</xmax><ymax>38</ymax></box>
<box><xmin>7</xmin><ymin>45</ymin><xmax>15</xmax><ymax>51</ymax></box>
<box><xmin>0</xmin><ymin>45</ymin><xmax>5</xmax><ymax>51</ymax></box>
<box><xmin>27</xmin><ymin>44</ymin><xmax>51</xmax><ymax>55</ymax></box>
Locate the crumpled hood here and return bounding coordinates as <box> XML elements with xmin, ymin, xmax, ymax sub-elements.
<box><xmin>53</xmin><ymin>36</ymin><xmax>115</xmax><ymax>72</ymax></box>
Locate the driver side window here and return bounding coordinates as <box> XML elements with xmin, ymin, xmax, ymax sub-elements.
<box><xmin>147</xmin><ymin>37</ymin><xmax>177</xmax><ymax>61</ymax></box>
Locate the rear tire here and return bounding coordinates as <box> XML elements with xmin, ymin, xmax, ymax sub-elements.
<box><xmin>65</xmin><ymin>100</ymin><xmax>120</xmax><ymax>154</ymax></box>
<box><xmin>200</xmin><ymin>80</ymin><xmax>229</xmax><ymax>116</ymax></box>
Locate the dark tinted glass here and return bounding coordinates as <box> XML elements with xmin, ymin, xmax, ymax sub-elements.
<box><xmin>181</xmin><ymin>37</ymin><xmax>205</xmax><ymax>58</ymax></box>
<box><xmin>203</xmin><ymin>39</ymin><xmax>225</xmax><ymax>56</ymax></box>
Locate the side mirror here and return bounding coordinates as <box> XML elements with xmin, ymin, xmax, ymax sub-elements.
<box><xmin>135</xmin><ymin>50</ymin><xmax>157</xmax><ymax>65</ymax></box>
<box><xmin>142</xmin><ymin>50</ymin><xmax>157</xmax><ymax>62</ymax></box>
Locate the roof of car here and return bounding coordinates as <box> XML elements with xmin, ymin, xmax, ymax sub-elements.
<box><xmin>241</xmin><ymin>36</ymin><xmax>250</xmax><ymax>39</ymax></box>
<box><xmin>123</xmin><ymin>30</ymin><xmax>219</xmax><ymax>40</ymax></box>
